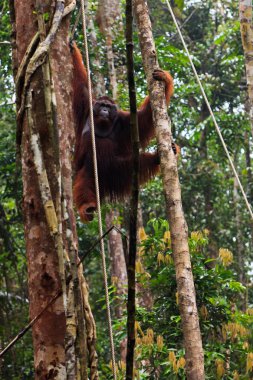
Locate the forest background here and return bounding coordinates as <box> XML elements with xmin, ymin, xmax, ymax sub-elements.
<box><xmin>1</xmin><ymin>0</ymin><xmax>253</xmax><ymax>379</ymax></box>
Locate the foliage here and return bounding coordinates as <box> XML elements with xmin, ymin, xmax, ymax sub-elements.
<box><xmin>132</xmin><ymin>219</ymin><xmax>253</xmax><ymax>379</ymax></box>
<box><xmin>0</xmin><ymin>1</ymin><xmax>31</xmax><ymax>379</ymax></box>
<box><xmin>1</xmin><ymin>0</ymin><xmax>253</xmax><ymax>378</ymax></box>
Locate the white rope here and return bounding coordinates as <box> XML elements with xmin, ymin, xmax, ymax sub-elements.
<box><xmin>79</xmin><ymin>1</ymin><xmax>117</xmax><ymax>379</ymax></box>
<box><xmin>165</xmin><ymin>0</ymin><xmax>253</xmax><ymax>220</ymax></box>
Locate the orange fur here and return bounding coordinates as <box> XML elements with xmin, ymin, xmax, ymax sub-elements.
<box><xmin>71</xmin><ymin>43</ymin><xmax>176</xmax><ymax>222</ymax></box>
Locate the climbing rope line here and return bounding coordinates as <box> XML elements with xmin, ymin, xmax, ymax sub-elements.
<box><xmin>79</xmin><ymin>0</ymin><xmax>117</xmax><ymax>379</ymax></box>
<box><xmin>165</xmin><ymin>0</ymin><xmax>253</xmax><ymax>220</ymax></box>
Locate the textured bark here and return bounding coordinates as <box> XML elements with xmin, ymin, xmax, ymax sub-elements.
<box><xmin>78</xmin><ymin>264</ymin><xmax>99</xmax><ymax>380</ymax></box>
<box><xmin>91</xmin><ymin>0</ymin><xmax>127</xmax><ymax>322</ymax></box>
<box><xmin>239</xmin><ymin>0</ymin><xmax>253</xmax><ymax>267</ymax></box>
<box><xmin>97</xmin><ymin>0</ymin><xmax>119</xmax><ymax>100</ymax></box>
<box><xmin>97</xmin><ymin>0</ymin><xmax>122</xmax><ymax>35</ymax></box>
<box><xmin>133</xmin><ymin>1</ymin><xmax>205</xmax><ymax>379</ymax></box>
<box><xmin>11</xmin><ymin>1</ymin><xmax>91</xmax><ymax>378</ymax></box>
<box><xmin>97</xmin><ymin>3</ymin><xmax>127</xmax><ymax>314</ymax></box>
<box><xmin>106</xmin><ymin>210</ymin><xmax>127</xmax><ymax>319</ymax></box>
<box><xmin>84</xmin><ymin>0</ymin><xmax>105</xmax><ymax>98</ymax></box>
<box><xmin>240</xmin><ymin>0</ymin><xmax>253</xmax><ymax>138</ymax></box>
<box><xmin>97</xmin><ymin>1</ymin><xmax>128</xmax><ymax>364</ymax></box>
<box><xmin>14</xmin><ymin>2</ymin><xmax>66</xmax><ymax>378</ymax></box>
<box><xmin>89</xmin><ymin>0</ymin><xmax>127</xmax><ymax>343</ymax></box>
<box><xmin>106</xmin><ymin>212</ymin><xmax>128</xmax><ymax>363</ymax></box>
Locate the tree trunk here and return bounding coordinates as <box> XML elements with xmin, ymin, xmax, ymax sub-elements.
<box><xmin>199</xmin><ymin>123</ymin><xmax>218</xmax><ymax>264</ymax></box>
<box><xmin>97</xmin><ymin>0</ymin><xmax>119</xmax><ymax>100</ymax></box>
<box><xmin>239</xmin><ymin>0</ymin><xmax>253</xmax><ymax>249</ymax></box>
<box><xmin>240</xmin><ymin>0</ymin><xmax>253</xmax><ymax>139</ymax></box>
<box><xmin>125</xmin><ymin>0</ymin><xmax>140</xmax><ymax>376</ymax></box>
<box><xmin>96</xmin><ymin>2</ymin><xmax>127</xmax><ymax>302</ymax></box>
<box><xmin>244</xmin><ymin>130</ymin><xmax>253</xmax><ymax>205</ymax></box>
<box><xmin>84</xmin><ymin>0</ymin><xmax>105</xmax><ymax>98</ymax></box>
<box><xmin>133</xmin><ymin>1</ymin><xmax>205</xmax><ymax>379</ymax></box>
<box><xmin>233</xmin><ymin>177</ymin><xmax>245</xmax><ymax>285</ymax></box>
<box><xmin>95</xmin><ymin>1</ymin><xmax>128</xmax><ymax>364</ymax></box>
<box><xmin>106</xmin><ymin>211</ymin><xmax>127</xmax><ymax>319</ymax></box>
<box><xmin>9</xmin><ymin>1</ymin><xmax>95</xmax><ymax>378</ymax></box>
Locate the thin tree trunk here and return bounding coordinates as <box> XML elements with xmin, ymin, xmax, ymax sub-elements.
<box><xmin>9</xmin><ymin>1</ymin><xmax>94</xmax><ymax>378</ymax></box>
<box><xmin>240</xmin><ymin>0</ymin><xmax>253</xmax><ymax>139</ymax></box>
<box><xmin>105</xmin><ymin>211</ymin><xmax>128</xmax><ymax>362</ymax></box>
<box><xmin>125</xmin><ymin>0</ymin><xmax>140</xmax><ymax>378</ymax></box>
<box><xmin>199</xmin><ymin>123</ymin><xmax>218</xmax><ymax>263</ymax></box>
<box><xmin>244</xmin><ymin>131</ymin><xmax>253</xmax><ymax>205</ymax></box>
<box><xmin>133</xmin><ymin>1</ymin><xmax>205</xmax><ymax>379</ymax></box>
<box><xmin>96</xmin><ymin>2</ymin><xmax>128</xmax><ymax>363</ymax></box>
<box><xmin>106</xmin><ymin>211</ymin><xmax>127</xmax><ymax>319</ymax></box>
<box><xmin>97</xmin><ymin>0</ymin><xmax>118</xmax><ymax>100</ymax></box>
<box><xmin>239</xmin><ymin>1</ymin><xmax>253</xmax><ymax>244</ymax></box>
<box><xmin>93</xmin><ymin>0</ymin><xmax>128</xmax><ymax>317</ymax></box>
<box><xmin>233</xmin><ymin>177</ymin><xmax>245</xmax><ymax>287</ymax></box>
<box><xmin>84</xmin><ymin>0</ymin><xmax>105</xmax><ymax>98</ymax></box>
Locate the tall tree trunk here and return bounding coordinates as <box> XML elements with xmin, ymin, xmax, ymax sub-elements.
<box><xmin>84</xmin><ymin>0</ymin><xmax>105</xmax><ymax>98</ymax></box>
<box><xmin>9</xmin><ymin>1</ymin><xmax>96</xmax><ymax>378</ymax></box>
<box><xmin>97</xmin><ymin>0</ymin><xmax>119</xmax><ymax>100</ymax></box>
<box><xmin>240</xmin><ymin>1</ymin><xmax>253</xmax><ymax>243</ymax></box>
<box><xmin>240</xmin><ymin>0</ymin><xmax>253</xmax><ymax>139</ymax></box>
<box><xmin>199</xmin><ymin>122</ymin><xmax>218</xmax><ymax>263</ymax></box>
<box><xmin>233</xmin><ymin>177</ymin><xmax>245</xmax><ymax>287</ymax></box>
<box><xmin>106</xmin><ymin>211</ymin><xmax>127</xmax><ymax>319</ymax></box>
<box><xmin>133</xmin><ymin>1</ymin><xmax>205</xmax><ymax>379</ymax></box>
<box><xmin>105</xmin><ymin>211</ymin><xmax>128</xmax><ymax>362</ymax></box>
<box><xmin>244</xmin><ymin>132</ymin><xmax>253</xmax><ymax>205</ymax></box>
<box><xmin>125</xmin><ymin>0</ymin><xmax>139</xmax><ymax>375</ymax></box>
<box><xmin>95</xmin><ymin>2</ymin><xmax>128</xmax><ymax>363</ymax></box>
<box><xmin>96</xmin><ymin>1</ymin><xmax>127</xmax><ymax>303</ymax></box>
